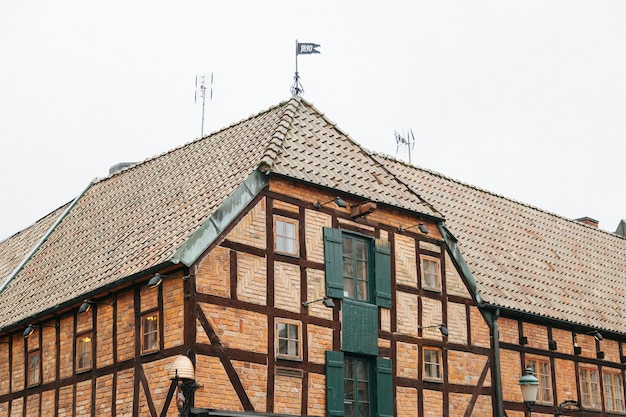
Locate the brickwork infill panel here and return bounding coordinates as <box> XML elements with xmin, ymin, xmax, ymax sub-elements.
<box><xmin>274</xmin><ymin>261</ymin><xmax>300</xmax><ymax>313</ymax></box>
<box><xmin>226</xmin><ymin>197</ymin><xmax>266</xmax><ymax>249</ymax></box>
<box><xmin>304</xmin><ymin>210</ymin><xmax>331</xmax><ymax>264</ymax></box>
<box><xmin>274</xmin><ymin>374</ymin><xmax>302</xmax><ymax>415</ymax></box>
<box><xmin>199</xmin><ymin>303</ymin><xmax>267</xmax><ymax>353</ymax></box>
<box><xmin>232</xmin><ymin>360</ymin><xmax>268</xmax><ymax>412</ymax></box>
<box><xmin>554</xmin><ymin>358</ymin><xmax>576</xmax><ymax>402</ymax></box>
<box><xmin>196</xmin><ymin>246</ymin><xmax>230</xmax><ymax>297</ymax></box>
<box><xmin>195</xmin><ymin>355</ymin><xmax>243</xmax><ymax>411</ymax></box>
<box><xmin>307</xmin><ymin>373</ymin><xmax>326</xmax><ymax>417</ymax></box>
<box><xmin>448</xmin><ymin>351</ymin><xmax>491</xmax><ymax>386</ymax></box>
<box><xmin>237</xmin><ymin>252</ymin><xmax>267</xmax><ymax>306</ymax></box>
<box><xmin>163</xmin><ymin>278</ymin><xmax>185</xmax><ymax>349</ymax></box>
<box><xmin>395</xmin><ymin>234</ymin><xmax>417</xmax><ymax>288</ymax></box>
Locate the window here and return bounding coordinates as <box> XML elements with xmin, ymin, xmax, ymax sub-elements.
<box><xmin>423</xmin><ymin>347</ymin><xmax>442</xmax><ymax>381</ymax></box>
<box><xmin>323</xmin><ymin>228</ymin><xmax>391</xmax><ymax>308</ymax></box>
<box><xmin>325</xmin><ymin>351</ymin><xmax>393</xmax><ymax>417</ymax></box>
<box><xmin>28</xmin><ymin>350</ymin><xmax>41</xmax><ymax>386</ymax></box>
<box><xmin>141</xmin><ymin>312</ymin><xmax>159</xmax><ymax>354</ymax></box>
<box><xmin>274</xmin><ymin>216</ymin><xmax>298</xmax><ymax>256</ymax></box>
<box><xmin>421</xmin><ymin>256</ymin><xmax>441</xmax><ymax>291</ymax></box>
<box><xmin>527</xmin><ymin>358</ymin><xmax>553</xmax><ymax>404</ymax></box>
<box><xmin>76</xmin><ymin>333</ymin><xmax>93</xmax><ymax>372</ymax></box>
<box><xmin>578</xmin><ymin>367</ymin><xmax>601</xmax><ymax>410</ymax></box>
<box><xmin>276</xmin><ymin>319</ymin><xmax>301</xmax><ymax>360</ymax></box>
<box><xmin>604</xmin><ymin>371</ymin><xmax>625</xmax><ymax>413</ymax></box>
<box><xmin>343</xmin><ymin>235</ymin><xmax>370</xmax><ymax>301</ymax></box>
<box><xmin>344</xmin><ymin>356</ymin><xmax>371</xmax><ymax>417</ymax></box>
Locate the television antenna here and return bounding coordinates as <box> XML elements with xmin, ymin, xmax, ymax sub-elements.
<box><xmin>195</xmin><ymin>73</ymin><xmax>213</xmax><ymax>138</ymax></box>
<box><xmin>395</xmin><ymin>129</ymin><xmax>415</xmax><ymax>164</ymax></box>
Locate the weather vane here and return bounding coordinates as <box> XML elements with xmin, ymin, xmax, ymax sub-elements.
<box><xmin>395</xmin><ymin>129</ymin><xmax>416</xmax><ymax>164</ymax></box>
<box><xmin>291</xmin><ymin>40</ymin><xmax>320</xmax><ymax>96</ymax></box>
<box><xmin>195</xmin><ymin>73</ymin><xmax>213</xmax><ymax>138</ymax></box>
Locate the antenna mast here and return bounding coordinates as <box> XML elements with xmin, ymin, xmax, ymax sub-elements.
<box><xmin>195</xmin><ymin>73</ymin><xmax>213</xmax><ymax>138</ymax></box>
<box><xmin>395</xmin><ymin>129</ymin><xmax>416</xmax><ymax>164</ymax></box>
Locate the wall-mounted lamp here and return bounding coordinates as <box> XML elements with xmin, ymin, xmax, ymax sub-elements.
<box><xmin>554</xmin><ymin>400</ymin><xmax>582</xmax><ymax>416</ymax></box>
<box><xmin>147</xmin><ymin>273</ymin><xmax>190</xmax><ymax>289</ymax></box>
<box><xmin>23</xmin><ymin>323</ymin><xmax>58</xmax><ymax>339</ymax></box>
<box><xmin>78</xmin><ymin>297</ymin><xmax>115</xmax><ymax>314</ymax></box>
<box><xmin>313</xmin><ymin>197</ymin><xmax>347</xmax><ymax>210</ymax></box>
<box><xmin>589</xmin><ymin>330</ymin><xmax>603</xmax><ymax>341</ymax></box>
<box><xmin>397</xmin><ymin>222</ymin><xmax>429</xmax><ymax>234</ymax></box>
<box><xmin>418</xmin><ymin>324</ymin><xmax>448</xmax><ymax>336</ymax></box>
<box><xmin>302</xmin><ymin>297</ymin><xmax>336</xmax><ymax>308</ymax></box>
<box><xmin>519</xmin><ymin>366</ymin><xmax>539</xmax><ymax>417</ymax></box>
<box><xmin>170</xmin><ymin>355</ymin><xmax>199</xmax><ymax>417</ymax></box>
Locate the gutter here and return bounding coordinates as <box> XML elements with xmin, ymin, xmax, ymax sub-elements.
<box><xmin>438</xmin><ymin>222</ymin><xmax>505</xmax><ymax>416</ymax></box>
<box><xmin>0</xmin><ymin>179</ymin><xmax>94</xmax><ymax>295</ymax></box>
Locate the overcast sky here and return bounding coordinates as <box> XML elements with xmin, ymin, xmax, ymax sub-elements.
<box><xmin>1</xmin><ymin>1</ymin><xmax>625</xmax><ymax>241</ymax></box>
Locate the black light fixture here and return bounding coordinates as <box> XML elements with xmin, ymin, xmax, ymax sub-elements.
<box><xmin>519</xmin><ymin>367</ymin><xmax>539</xmax><ymax>416</ymax></box>
<box><xmin>147</xmin><ymin>273</ymin><xmax>164</xmax><ymax>288</ymax></box>
<box><xmin>302</xmin><ymin>297</ymin><xmax>336</xmax><ymax>308</ymax></box>
<box><xmin>397</xmin><ymin>222</ymin><xmax>429</xmax><ymax>234</ymax></box>
<box><xmin>313</xmin><ymin>197</ymin><xmax>347</xmax><ymax>209</ymax></box>
<box><xmin>418</xmin><ymin>324</ymin><xmax>448</xmax><ymax>336</ymax></box>
<box><xmin>589</xmin><ymin>330</ymin><xmax>603</xmax><ymax>341</ymax></box>
<box><xmin>23</xmin><ymin>323</ymin><xmax>58</xmax><ymax>339</ymax></box>
<box><xmin>147</xmin><ymin>273</ymin><xmax>190</xmax><ymax>289</ymax></box>
<box><xmin>78</xmin><ymin>297</ymin><xmax>115</xmax><ymax>314</ymax></box>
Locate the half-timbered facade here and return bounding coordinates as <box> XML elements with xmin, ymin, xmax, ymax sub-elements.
<box><xmin>0</xmin><ymin>98</ymin><xmax>494</xmax><ymax>417</ymax></box>
<box><xmin>383</xmin><ymin>156</ymin><xmax>626</xmax><ymax>417</ymax></box>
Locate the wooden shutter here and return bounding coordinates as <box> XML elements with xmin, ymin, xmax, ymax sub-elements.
<box><xmin>325</xmin><ymin>350</ymin><xmax>345</xmax><ymax>417</ymax></box>
<box><xmin>342</xmin><ymin>298</ymin><xmax>379</xmax><ymax>355</ymax></box>
<box><xmin>374</xmin><ymin>239</ymin><xmax>391</xmax><ymax>308</ymax></box>
<box><xmin>324</xmin><ymin>227</ymin><xmax>344</xmax><ymax>298</ymax></box>
<box><xmin>376</xmin><ymin>357</ymin><xmax>393</xmax><ymax>417</ymax></box>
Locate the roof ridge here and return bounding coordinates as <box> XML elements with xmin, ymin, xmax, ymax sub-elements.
<box><xmin>258</xmin><ymin>96</ymin><xmax>301</xmax><ymax>171</ymax></box>
<box><xmin>93</xmin><ymin>99</ymin><xmax>297</xmax><ymax>185</ymax></box>
<box><xmin>374</xmin><ymin>151</ymin><xmax>625</xmax><ymax>238</ymax></box>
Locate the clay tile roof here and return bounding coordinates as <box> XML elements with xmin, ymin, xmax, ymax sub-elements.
<box><xmin>378</xmin><ymin>154</ymin><xmax>626</xmax><ymax>335</ymax></box>
<box><xmin>0</xmin><ymin>98</ymin><xmax>439</xmax><ymax>331</ymax></box>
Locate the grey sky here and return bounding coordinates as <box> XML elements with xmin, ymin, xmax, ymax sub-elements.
<box><xmin>1</xmin><ymin>1</ymin><xmax>625</xmax><ymax>241</ymax></box>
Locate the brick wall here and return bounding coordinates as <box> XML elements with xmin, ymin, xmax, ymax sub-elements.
<box><xmin>396</xmin><ymin>387</ymin><xmax>418</xmax><ymax>416</ymax></box>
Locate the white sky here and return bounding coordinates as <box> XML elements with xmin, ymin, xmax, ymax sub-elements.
<box><xmin>1</xmin><ymin>1</ymin><xmax>625</xmax><ymax>241</ymax></box>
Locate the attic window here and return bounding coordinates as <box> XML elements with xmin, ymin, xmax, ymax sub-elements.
<box><xmin>274</xmin><ymin>216</ymin><xmax>299</xmax><ymax>257</ymax></box>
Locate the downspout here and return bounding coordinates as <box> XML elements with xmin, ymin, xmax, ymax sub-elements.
<box><xmin>438</xmin><ymin>223</ymin><xmax>505</xmax><ymax>416</ymax></box>
<box><xmin>488</xmin><ymin>307</ymin><xmax>505</xmax><ymax>417</ymax></box>
<box><xmin>0</xmin><ymin>179</ymin><xmax>94</xmax><ymax>294</ymax></box>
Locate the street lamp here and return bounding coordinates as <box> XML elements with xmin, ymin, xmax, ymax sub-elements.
<box><xmin>519</xmin><ymin>366</ymin><xmax>539</xmax><ymax>416</ymax></box>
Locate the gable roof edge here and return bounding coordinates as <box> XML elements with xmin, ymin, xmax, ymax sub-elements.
<box><xmin>171</xmin><ymin>169</ymin><xmax>269</xmax><ymax>266</ymax></box>
<box><xmin>0</xmin><ymin>179</ymin><xmax>95</xmax><ymax>295</ymax></box>
<box><xmin>258</xmin><ymin>97</ymin><xmax>301</xmax><ymax>171</ymax></box>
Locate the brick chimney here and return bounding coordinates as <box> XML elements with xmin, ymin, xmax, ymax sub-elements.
<box><xmin>575</xmin><ymin>216</ymin><xmax>599</xmax><ymax>228</ymax></box>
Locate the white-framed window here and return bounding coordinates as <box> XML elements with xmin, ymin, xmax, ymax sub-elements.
<box><xmin>603</xmin><ymin>370</ymin><xmax>625</xmax><ymax>413</ymax></box>
<box><xmin>76</xmin><ymin>333</ymin><xmax>93</xmax><ymax>372</ymax></box>
<box><xmin>276</xmin><ymin>319</ymin><xmax>301</xmax><ymax>360</ymax></box>
<box><xmin>423</xmin><ymin>347</ymin><xmax>442</xmax><ymax>381</ymax></box>
<box><xmin>527</xmin><ymin>358</ymin><xmax>553</xmax><ymax>404</ymax></box>
<box><xmin>274</xmin><ymin>216</ymin><xmax>299</xmax><ymax>256</ymax></box>
<box><xmin>141</xmin><ymin>312</ymin><xmax>159</xmax><ymax>354</ymax></box>
<box><xmin>421</xmin><ymin>256</ymin><xmax>441</xmax><ymax>291</ymax></box>
<box><xmin>579</xmin><ymin>366</ymin><xmax>601</xmax><ymax>410</ymax></box>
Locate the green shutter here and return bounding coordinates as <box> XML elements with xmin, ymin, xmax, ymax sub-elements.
<box><xmin>375</xmin><ymin>357</ymin><xmax>393</xmax><ymax>417</ymax></box>
<box><xmin>374</xmin><ymin>239</ymin><xmax>391</xmax><ymax>308</ymax></box>
<box><xmin>324</xmin><ymin>227</ymin><xmax>344</xmax><ymax>298</ymax></box>
<box><xmin>342</xmin><ymin>299</ymin><xmax>379</xmax><ymax>355</ymax></box>
<box><xmin>325</xmin><ymin>350</ymin><xmax>345</xmax><ymax>417</ymax></box>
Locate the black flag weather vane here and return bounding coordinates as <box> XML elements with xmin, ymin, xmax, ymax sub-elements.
<box><xmin>291</xmin><ymin>40</ymin><xmax>320</xmax><ymax>96</ymax></box>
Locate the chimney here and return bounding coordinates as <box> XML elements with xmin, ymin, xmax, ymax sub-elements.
<box><xmin>575</xmin><ymin>216</ymin><xmax>599</xmax><ymax>228</ymax></box>
<box><xmin>109</xmin><ymin>162</ymin><xmax>137</xmax><ymax>175</ymax></box>
<box><xmin>615</xmin><ymin>220</ymin><xmax>626</xmax><ymax>237</ymax></box>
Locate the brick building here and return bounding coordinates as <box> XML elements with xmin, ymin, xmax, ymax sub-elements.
<box><xmin>0</xmin><ymin>96</ymin><xmax>625</xmax><ymax>417</ymax></box>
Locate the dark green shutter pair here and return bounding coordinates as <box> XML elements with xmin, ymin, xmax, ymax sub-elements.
<box><xmin>325</xmin><ymin>351</ymin><xmax>393</xmax><ymax>417</ymax></box>
<box><xmin>323</xmin><ymin>227</ymin><xmax>391</xmax><ymax>308</ymax></box>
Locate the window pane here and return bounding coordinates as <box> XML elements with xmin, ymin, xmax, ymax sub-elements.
<box><xmin>288</xmin><ymin>323</ymin><xmax>298</xmax><ymax>339</ymax></box>
<box><xmin>278</xmin><ymin>323</ymin><xmax>287</xmax><ymax>338</ymax></box>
